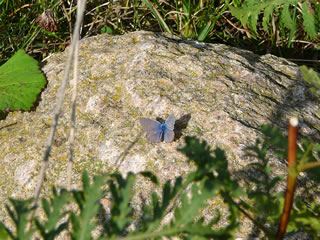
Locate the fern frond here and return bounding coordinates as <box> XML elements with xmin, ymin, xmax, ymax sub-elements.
<box><xmin>262</xmin><ymin>3</ymin><xmax>277</xmax><ymax>32</ymax></box>
<box><xmin>249</xmin><ymin>8</ymin><xmax>261</xmax><ymax>33</ymax></box>
<box><xmin>301</xmin><ymin>1</ymin><xmax>317</xmax><ymax>39</ymax></box>
<box><xmin>281</xmin><ymin>3</ymin><xmax>296</xmax><ymax>30</ymax></box>
<box><xmin>230</xmin><ymin>0</ymin><xmax>318</xmax><ymax>40</ymax></box>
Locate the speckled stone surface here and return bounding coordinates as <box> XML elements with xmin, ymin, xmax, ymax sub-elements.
<box><xmin>0</xmin><ymin>31</ymin><xmax>319</xmax><ymax>238</ymax></box>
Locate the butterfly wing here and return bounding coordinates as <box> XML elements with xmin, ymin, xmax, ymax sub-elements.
<box><xmin>165</xmin><ymin>114</ymin><xmax>175</xmax><ymax>130</ymax></box>
<box><xmin>164</xmin><ymin>126</ymin><xmax>174</xmax><ymax>142</ymax></box>
<box><xmin>140</xmin><ymin>118</ymin><xmax>162</xmax><ymax>143</ymax></box>
<box><xmin>164</xmin><ymin>114</ymin><xmax>175</xmax><ymax>142</ymax></box>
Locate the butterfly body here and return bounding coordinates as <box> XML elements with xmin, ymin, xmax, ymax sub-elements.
<box><xmin>140</xmin><ymin>114</ymin><xmax>175</xmax><ymax>143</ymax></box>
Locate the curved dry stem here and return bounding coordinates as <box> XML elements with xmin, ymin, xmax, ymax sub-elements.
<box><xmin>33</xmin><ymin>0</ymin><xmax>87</xmax><ymax>206</ymax></box>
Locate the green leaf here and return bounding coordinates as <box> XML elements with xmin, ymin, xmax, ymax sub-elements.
<box><xmin>301</xmin><ymin>65</ymin><xmax>320</xmax><ymax>100</ymax></box>
<box><xmin>101</xmin><ymin>26</ymin><xmax>113</xmax><ymax>34</ymax></box>
<box><xmin>229</xmin><ymin>5</ymin><xmax>249</xmax><ymax>27</ymax></box>
<box><xmin>289</xmin><ymin>200</ymin><xmax>320</xmax><ymax>235</ymax></box>
<box><xmin>143</xmin><ymin>177</ymin><xmax>183</xmax><ymax>232</ymax></box>
<box><xmin>248</xmin><ymin>8</ymin><xmax>260</xmax><ymax>32</ymax></box>
<box><xmin>35</xmin><ymin>188</ymin><xmax>71</xmax><ymax>240</ymax></box>
<box><xmin>280</xmin><ymin>3</ymin><xmax>295</xmax><ymax>30</ymax></box>
<box><xmin>5</xmin><ymin>198</ymin><xmax>36</xmax><ymax>240</ymax></box>
<box><xmin>262</xmin><ymin>4</ymin><xmax>276</xmax><ymax>31</ymax></box>
<box><xmin>70</xmin><ymin>171</ymin><xmax>106</xmax><ymax>240</ymax></box>
<box><xmin>140</xmin><ymin>171</ymin><xmax>159</xmax><ymax>185</ymax></box>
<box><xmin>174</xmin><ymin>183</ymin><xmax>209</xmax><ymax>225</ymax></box>
<box><xmin>301</xmin><ymin>1</ymin><xmax>317</xmax><ymax>39</ymax></box>
<box><xmin>228</xmin><ymin>0</ymin><xmax>318</xmax><ymax>40</ymax></box>
<box><xmin>0</xmin><ymin>222</ymin><xmax>12</xmax><ymax>239</ymax></box>
<box><xmin>144</xmin><ymin>0</ymin><xmax>172</xmax><ymax>33</ymax></box>
<box><xmin>198</xmin><ymin>22</ymin><xmax>213</xmax><ymax>42</ymax></box>
<box><xmin>104</xmin><ymin>173</ymin><xmax>136</xmax><ymax>236</ymax></box>
<box><xmin>0</xmin><ymin>50</ymin><xmax>46</xmax><ymax>111</ymax></box>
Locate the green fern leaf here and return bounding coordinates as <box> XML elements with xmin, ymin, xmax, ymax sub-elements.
<box><xmin>301</xmin><ymin>1</ymin><xmax>317</xmax><ymax>39</ymax></box>
<box><xmin>114</xmin><ymin>173</ymin><xmax>135</xmax><ymax>229</ymax></box>
<box><xmin>229</xmin><ymin>0</ymin><xmax>318</xmax><ymax>39</ymax></box>
<box><xmin>249</xmin><ymin>8</ymin><xmax>260</xmax><ymax>32</ymax></box>
<box><xmin>263</xmin><ymin>3</ymin><xmax>277</xmax><ymax>32</ymax></box>
<box><xmin>230</xmin><ymin>0</ymin><xmax>317</xmax><ymax>42</ymax></box>
<box><xmin>145</xmin><ymin>177</ymin><xmax>183</xmax><ymax>232</ymax></box>
<box><xmin>229</xmin><ymin>5</ymin><xmax>249</xmax><ymax>27</ymax></box>
<box><xmin>70</xmin><ymin>171</ymin><xmax>106</xmax><ymax>240</ymax></box>
<box><xmin>34</xmin><ymin>188</ymin><xmax>71</xmax><ymax>240</ymax></box>
<box><xmin>174</xmin><ymin>183</ymin><xmax>210</xmax><ymax>225</ymax></box>
<box><xmin>5</xmin><ymin>198</ymin><xmax>36</xmax><ymax>240</ymax></box>
<box><xmin>104</xmin><ymin>173</ymin><xmax>136</xmax><ymax>236</ymax></box>
<box><xmin>281</xmin><ymin>3</ymin><xmax>296</xmax><ymax>30</ymax></box>
<box><xmin>151</xmin><ymin>192</ymin><xmax>161</xmax><ymax>221</ymax></box>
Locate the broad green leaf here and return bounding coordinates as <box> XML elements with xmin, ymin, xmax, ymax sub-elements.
<box><xmin>0</xmin><ymin>50</ymin><xmax>46</xmax><ymax>111</ymax></box>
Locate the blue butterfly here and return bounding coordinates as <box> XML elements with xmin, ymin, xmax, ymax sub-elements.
<box><xmin>140</xmin><ymin>114</ymin><xmax>175</xmax><ymax>143</ymax></box>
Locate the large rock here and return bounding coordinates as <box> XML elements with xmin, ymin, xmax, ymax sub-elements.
<box><xmin>0</xmin><ymin>31</ymin><xmax>319</xmax><ymax>238</ymax></box>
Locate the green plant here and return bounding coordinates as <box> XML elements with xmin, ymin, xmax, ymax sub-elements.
<box><xmin>1</xmin><ymin>126</ymin><xmax>320</xmax><ymax>239</ymax></box>
<box><xmin>301</xmin><ymin>65</ymin><xmax>320</xmax><ymax>98</ymax></box>
<box><xmin>0</xmin><ymin>0</ymin><xmax>71</xmax><ymax>65</ymax></box>
<box><xmin>229</xmin><ymin>0</ymin><xmax>318</xmax><ymax>48</ymax></box>
<box><xmin>34</xmin><ymin>188</ymin><xmax>71</xmax><ymax>240</ymax></box>
<box><xmin>0</xmin><ymin>50</ymin><xmax>46</xmax><ymax>112</ymax></box>
<box><xmin>243</xmin><ymin>123</ymin><xmax>320</xmax><ymax>239</ymax></box>
<box><xmin>1</xmin><ymin>0</ymin><xmax>317</xmax><ymax>69</ymax></box>
<box><xmin>144</xmin><ymin>0</ymin><xmax>231</xmax><ymax>41</ymax></box>
<box><xmin>0</xmin><ymin>137</ymin><xmax>242</xmax><ymax>239</ymax></box>
<box><xmin>0</xmin><ymin>198</ymin><xmax>36</xmax><ymax>239</ymax></box>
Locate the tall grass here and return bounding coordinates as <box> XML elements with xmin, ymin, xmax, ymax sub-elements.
<box><xmin>0</xmin><ymin>0</ymin><xmax>318</xmax><ymax>67</ymax></box>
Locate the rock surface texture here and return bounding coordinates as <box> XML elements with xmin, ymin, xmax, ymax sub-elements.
<box><xmin>0</xmin><ymin>31</ymin><xmax>319</xmax><ymax>238</ymax></box>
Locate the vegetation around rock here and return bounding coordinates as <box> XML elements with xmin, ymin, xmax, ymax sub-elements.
<box><xmin>0</xmin><ymin>0</ymin><xmax>318</xmax><ymax>68</ymax></box>
<box><xmin>1</xmin><ymin>125</ymin><xmax>320</xmax><ymax>239</ymax></box>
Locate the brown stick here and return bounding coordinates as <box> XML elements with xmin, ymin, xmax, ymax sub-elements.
<box><xmin>277</xmin><ymin>117</ymin><xmax>298</xmax><ymax>240</ymax></box>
